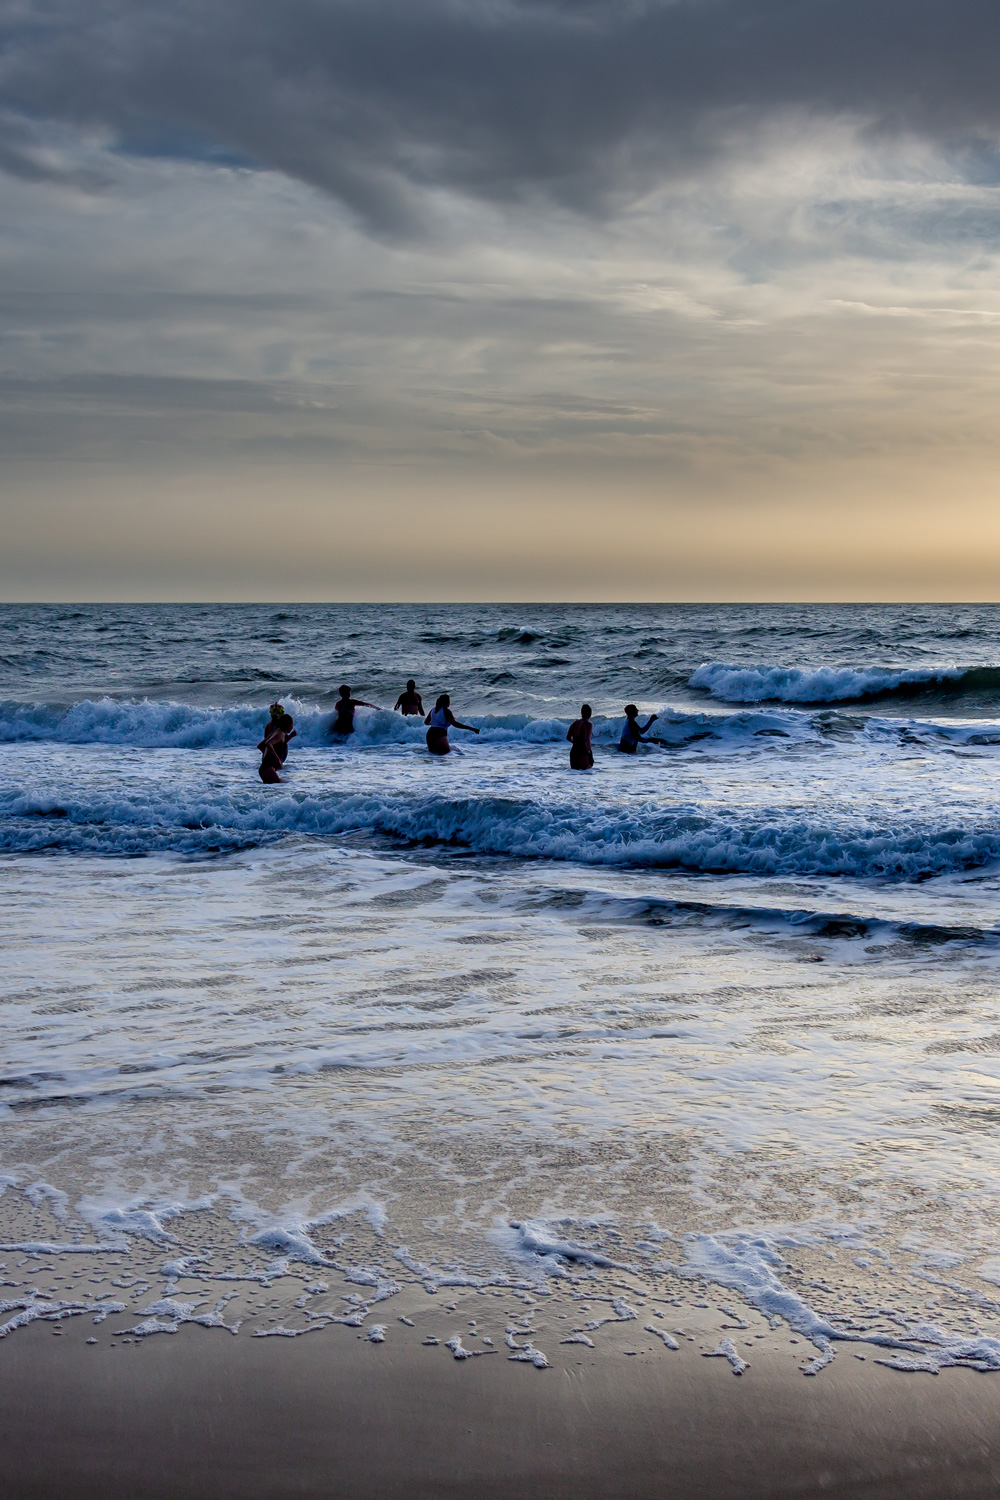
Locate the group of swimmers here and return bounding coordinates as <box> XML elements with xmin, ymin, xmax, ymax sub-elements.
<box><xmin>257</xmin><ymin>680</ymin><xmax>664</xmax><ymax>782</ymax></box>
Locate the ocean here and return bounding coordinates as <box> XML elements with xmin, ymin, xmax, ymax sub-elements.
<box><xmin>4</xmin><ymin>601</ymin><xmax>1000</xmax><ymax>1375</ymax></box>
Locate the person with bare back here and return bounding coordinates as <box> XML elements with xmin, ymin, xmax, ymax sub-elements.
<box><xmin>566</xmin><ymin>703</ymin><xmax>594</xmax><ymax>769</ymax></box>
<box><xmin>394</xmin><ymin>680</ymin><xmax>424</xmax><ymax>716</ymax></box>
<box><xmin>425</xmin><ymin>694</ymin><xmax>479</xmax><ymax>755</ymax></box>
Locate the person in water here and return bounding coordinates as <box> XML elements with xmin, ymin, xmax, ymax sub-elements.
<box><xmin>258</xmin><ymin>714</ymin><xmax>293</xmax><ymax>783</ymax></box>
<box><xmin>394</xmin><ymin>680</ymin><xmax>424</xmax><ymax>716</ymax></box>
<box><xmin>425</xmin><ymin>694</ymin><xmax>480</xmax><ymax>755</ymax></box>
<box><xmin>331</xmin><ymin>685</ymin><xmax>379</xmax><ymax>737</ymax></box>
<box><xmin>618</xmin><ymin>703</ymin><xmax>661</xmax><ymax>753</ymax></box>
<box><xmin>566</xmin><ymin>703</ymin><xmax>594</xmax><ymax>769</ymax></box>
<box><xmin>267</xmin><ymin>702</ymin><xmax>297</xmax><ymax>764</ymax></box>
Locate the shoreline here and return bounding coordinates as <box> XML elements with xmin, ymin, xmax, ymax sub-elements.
<box><xmin>4</xmin><ymin>1318</ymin><xmax>1000</xmax><ymax>1499</ymax></box>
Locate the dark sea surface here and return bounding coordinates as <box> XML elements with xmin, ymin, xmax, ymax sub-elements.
<box><xmin>4</xmin><ymin>600</ymin><xmax>1000</xmax><ymax>713</ymax></box>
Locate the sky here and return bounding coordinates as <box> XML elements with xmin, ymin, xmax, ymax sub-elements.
<box><xmin>2</xmin><ymin>0</ymin><xmax>1000</xmax><ymax>601</ymax></box>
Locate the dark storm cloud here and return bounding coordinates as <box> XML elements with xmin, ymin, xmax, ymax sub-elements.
<box><xmin>0</xmin><ymin>0</ymin><xmax>996</xmax><ymax>233</ymax></box>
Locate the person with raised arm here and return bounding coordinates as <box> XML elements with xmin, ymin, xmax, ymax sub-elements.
<box><xmin>566</xmin><ymin>703</ymin><xmax>594</xmax><ymax>769</ymax></box>
<box><xmin>425</xmin><ymin>693</ymin><xmax>479</xmax><ymax>756</ymax></box>
<box><xmin>618</xmin><ymin>703</ymin><xmax>663</xmax><ymax>754</ymax></box>
<box><xmin>266</xmin><ymin>701</ymin><xmax>297</xmax><ymax>764</ymax></box>
<box><xmin>330</xmin><ymin>684</ymin><xmax>380</xmax><ymax>738</ymax></box>
<box><xmin>258</xmin><ymin>713</ymin><xmax>294</xmax><ymax>783</ymax></box>
<box><xmin>394</xmin><ymin>680</ymin><xmax>424</xmax><ymax>717</ymax></box>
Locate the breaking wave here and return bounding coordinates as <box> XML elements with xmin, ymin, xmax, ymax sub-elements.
<box><xmin>0</xmin><ymin>696</ymin><xmax>807</xmax><ymax>751</ymax></box>
<box><xmin>4</xmin><ymin>780</ymin><xmax>1000</xmax><ymax>879</ymax></box>
<box><xmin>689</xmin><ymin>662</ymin><xmax>1000</xmax><ymax>705</ymax></box>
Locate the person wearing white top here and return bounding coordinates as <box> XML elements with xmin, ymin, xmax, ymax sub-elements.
<box><xmin>425</xmin><ymin>693</ymin><xmax>479</xmax><ymax>755</ymax></box>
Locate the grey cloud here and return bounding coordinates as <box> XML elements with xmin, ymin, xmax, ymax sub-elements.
<box><xmin>0</xmin><ymin>0</ymin><xmax>997</xmax><ymax>234</ymax></box>
<box><xmin>0</xmin><ymin>109</ymin><xmax>107</xmax><ymax>186</ymax></box>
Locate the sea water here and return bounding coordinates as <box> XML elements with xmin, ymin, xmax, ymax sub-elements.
<box><xmin>5</xmin><ymin>602</ymin><xmax>1000</xmax><ymax>1375</ymax></box>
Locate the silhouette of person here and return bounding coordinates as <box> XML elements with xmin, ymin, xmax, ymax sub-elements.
<box><xmin>567</xmin><ymin>704</ymin><xmax>594</xmax><ymax>769</ymax></box>
<box><xmin>618</xmin><ymin>703</ymin><xmax>660</xmax><ymax>753</ymax></box>
<box><xmin>394</xmin><ymin>680</ymin><xmax>424</xmax><ymax>716</ymax></box>
<box><xmin>331</xmin><ymin>685</ymin><xmax>379</xmax><ymax>737</ymax></box>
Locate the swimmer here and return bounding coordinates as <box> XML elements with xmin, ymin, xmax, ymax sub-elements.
<box><xmin>425</xmin><ymin>694</ymin><xmax>480</xmax><ymax>755</ymax></box>
<box><xmin>618</xmin><ymin>703</ymin><xmax>662</xmax><ymax>753</ymax></box>
<box><xmin>330</xmin><ymin>685</ymin><xmax>379</xmax><ymax>737</ymax></box>
<box><xmin>266</xmin><ymin>702</ymin><xmax>296</xmax><ymax>764</ymax></box>
<box><xmin>394</xmin><ymin>680</ymin><xmax>424</xmax><ymax>716</ymax></box>
<box><xmin>257</xmin><ymin>714</ymin><xmax>293</xmax><ymax>783</ymax></box>
<box><xmin>566</xmin><ymin>704</ymin><xmax>594</xmax><ymax>769</ymax></box>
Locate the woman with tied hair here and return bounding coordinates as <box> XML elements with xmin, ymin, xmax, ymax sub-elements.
<box><xmin>266</xmin><ymin>701</ymin><xmax>296</xmax><ymax>764</ymax></box>
<box><xmin>425</xmin><ymin>693</ymin><xmax>479</xmax><ymax>756</ymax></box>
<box><xmin>258</xmin><ymin>713</ymin><xmax>294</xmax><ymax>783</ymax></box>
<box><xmin>566</xmin><ymin>703</ymin><xmax>594</xmax><ymax>770</ymax></box>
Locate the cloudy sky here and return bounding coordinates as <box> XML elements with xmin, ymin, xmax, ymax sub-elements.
<box><xmin>2</xmin><ymin>0</ymin><xmax>999</xmax><ymax>600</ymax></box>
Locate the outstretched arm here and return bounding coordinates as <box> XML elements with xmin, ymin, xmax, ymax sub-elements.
<box><xmin>447</xmin><ymin>711</ymin><xmax>480</xmax><ymax>734</ymax></box>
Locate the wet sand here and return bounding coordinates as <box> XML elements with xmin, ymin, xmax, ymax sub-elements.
<box><xmin>4</xmin><ymin>1321</ymin><xmax>1000</xmax><ymax>1499</ymax></box>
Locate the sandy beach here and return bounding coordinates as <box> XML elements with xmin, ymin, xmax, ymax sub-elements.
<box><xmin>4</xmin><ymin>1310</ymin><xmax>1000</xmax><ymax>1500</ymax></box>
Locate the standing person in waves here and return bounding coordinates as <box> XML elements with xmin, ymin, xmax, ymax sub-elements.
<box><xmin>330</xmin><ymin>685</ymin><xmax>379</xmax><ymax>739</ymax></box>
<box><xmin>394</xmin><ymin>680</ymin><xmax>424</xmax><ymax>716</ymax></box>
<box><xmin>266</xmin><ymin>701</ymin><xmax>297</xmax><ymax>764</ymax></box>
<box><xmin>566</xmin><ymin>704</ymin><xmax>594</xmax><ymax>769</ymax></box>
<box><xmin>258</xmin><ymin>714</ymin><xmax>293</xmax><ymax>783</ymax></box>
<box><xmin>618</xmin><ymin>703</ymin><xmax>662</xmax><ymax>753</ymax></box>
<box><xmin>425</xmin><ymin>694</ymin><xmax>480</xmax><ymax>756</ymax></box>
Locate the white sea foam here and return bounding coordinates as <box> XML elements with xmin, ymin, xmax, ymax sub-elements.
<box><xmin>672</xmin><ymin>1234</ymin><xmax>839</xmax><ymax>1344</ymax></box>
<box><xmin>498</xmin><ymin>1220</ymin><xmax>627</xmax><ymax>1274</ymax></box>
<box><xmin>704</xmin><ymin>1338</ymin><xmax>749</xmax><ymax>1375</ymax></box>
<box><xmin>245</xmin><ymin>1226</ymin><xmax>330</xmax><ymax>1265</ymax></box>
<box><xmin>0</xmin><ymin>695</ymin><xmax>811</xmax><ymax>752</ymax></box>
<box><xmin>0</xmin><ymin>698</ymin><xmax>586</xmax><ymax>750</ymax></box>
<box><xmin>6</xmin><ymin>777</ymin><xmax>1000</xmax><ymax>879</ymax></box>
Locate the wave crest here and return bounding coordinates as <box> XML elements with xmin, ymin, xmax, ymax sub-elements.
<box><xmin>4</xmin><ymin>782</ymin><xmax>1000</xmax><ymax>880</ymax></box>
<box><xmin>0</xmin><ymin>697</ymin><xmax>805</xmax><ymax>750</ymax></box>
<box><xmin>689</xmin><ymin>663</ymin><xmax>1000</xmax><ymax>705</ymax></box>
